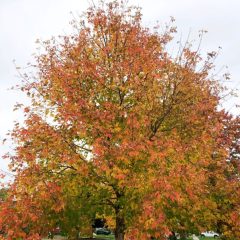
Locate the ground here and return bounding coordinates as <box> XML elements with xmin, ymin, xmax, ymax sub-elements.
<box><xmin>42</xmin><ymin>235</ymin><xmax>219</xmax><ymax>240</ymax></box>
<box><xmin>42</xmin><ymin>234</ymin><xmax>115</xmax><ymax>240</ymax></box>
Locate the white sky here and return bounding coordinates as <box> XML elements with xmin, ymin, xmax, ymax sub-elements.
<box><xmin>0</xmin><ymin>0</ymin><xmax>239</xmax><ymax>178</ymax></box>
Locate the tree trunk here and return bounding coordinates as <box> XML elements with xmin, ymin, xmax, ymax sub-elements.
<box><xmin>115</xmin><ymin>214</ymin><xmax>125</xmax><ymax>240</ymax></box>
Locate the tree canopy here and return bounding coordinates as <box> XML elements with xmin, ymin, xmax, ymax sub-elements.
<box><xmin>1</xmin><ymin>1</ymin><xmax>240</xmax><ymax>240</ymax></box>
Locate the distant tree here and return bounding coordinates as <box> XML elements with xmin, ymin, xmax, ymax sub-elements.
<box><xmin>226</xmin><ymin>116</ymin><xmax>240</xmax><ymax>163</ymax></box>
<box><xmin>0</xmin><ymin>1</ymin><xmax>239</xmax><ymax>240</ymax></box>
<box><xmin>207</xmin><ymin>114</ymin><xmax>240</xmax><ymax>239</ymax></box>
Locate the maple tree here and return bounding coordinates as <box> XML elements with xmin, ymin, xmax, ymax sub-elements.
<box><xmin>208</xmin><ymin>114</ymin><xmax>240</xmax><ymax>239</ymax></box>
<box><xmin>0</xmin><ymin>1</ymin><xmax>240</xmax><ymax>240</ymax></box>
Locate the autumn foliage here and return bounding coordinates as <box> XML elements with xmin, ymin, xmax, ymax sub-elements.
<box><xmin>1</xmin><ymin>1</ymin><xmax>240</xmax><ymax>240</ymax></box>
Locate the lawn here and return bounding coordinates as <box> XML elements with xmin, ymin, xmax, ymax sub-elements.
<box><xmin>94</xmin><ymin>234</ymin><xmax>115</xmax><ymax>239</ymax></box>
<box><xmin>87</xmin><ymin>234</ymin><xmax>218</xmax><ymax>240</ymax></box>
<box><xmin>42</xmin><ymin>234</ymin><xmax>115</xmax><ymax>240</ymax></box>
<box><xmin>93</xmin><ymin>236</ymin><xmax>219</xmax><ymax>240</ymax></box>
<box><xmin>198</xmin><ymin>238</ymin><xmax>219</xmax><ymax>240</ymax></box>
<box><xmin>42</xmin><ymin>234</ymin><xmax>219</xmax><ymax>240</ymax></box>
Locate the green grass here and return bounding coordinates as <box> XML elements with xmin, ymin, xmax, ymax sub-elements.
<box><xmin>93</xmin><ymin>235</ymin><xmax>220</xmax><ymax>240</ymax></box>
<box><xmin>93</xmin><ymin>235</ymin><xmax>219</xmax><ymax>240</ymax></box>
<box><xmin>42</xmin><ymin>234</ymin><xmax>219</xmax><ymax>240</ymax></box>
<box><xmin>198</xmin><ymin>237</ymin><xmax>219</xmax><ymax>240</ymax></box>
<box><xmin>94</xmin><ymin>234</ymin><xmax>115</xmax><ymax>239</ymax></box>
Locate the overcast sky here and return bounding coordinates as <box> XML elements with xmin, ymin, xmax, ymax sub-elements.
<box><xmin>0</xmin><ymin>0</ymin><xmax>239</xmax><ymax>179</ymax></box>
